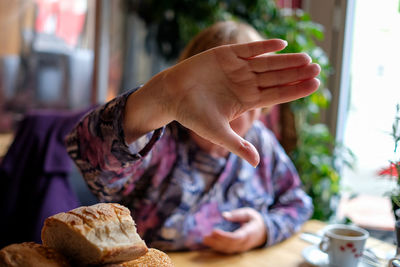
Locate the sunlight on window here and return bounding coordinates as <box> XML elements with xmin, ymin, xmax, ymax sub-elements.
<box><xmin>342</xmin><ymin>0</ymin><xmax>400</xmax><ymax>195</ymax></box>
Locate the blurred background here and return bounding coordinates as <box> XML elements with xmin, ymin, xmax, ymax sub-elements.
<box><xmin>0</xmin><ymin>0</ymin><xmax>399</xmax><ymax>241</ymax></box>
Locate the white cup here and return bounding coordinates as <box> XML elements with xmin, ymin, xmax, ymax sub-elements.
<box><xmin>319</xmin><ymin>224</ymin><xmax>369</xmax><ymax>267</ymax></box>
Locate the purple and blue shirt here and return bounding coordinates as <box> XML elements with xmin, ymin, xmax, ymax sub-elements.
<box><xmin>66</xmin><ymin>88</ymin><xmax>313</xmax><ymax>251</ymax></box>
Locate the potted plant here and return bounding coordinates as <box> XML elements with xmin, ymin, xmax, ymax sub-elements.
<box><xmin>378</xmin><ymin>104</ymin><xmax>400</xmax><ymax>220</ymax></box>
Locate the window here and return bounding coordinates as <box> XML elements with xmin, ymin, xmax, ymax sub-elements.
<box><xmin>341</xmin><ymin>0</ymin><xmax>400</xmax><ymax>195</ymax></box>
<box><xmin>0</xmin><ymin>0</ymin><xmax>95</xmax><ymax>134</ymax></box>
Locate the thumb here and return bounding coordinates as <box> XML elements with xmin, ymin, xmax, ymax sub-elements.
<box><xmin>213</xmin><ymin>123</ymin><xmax>260</xmax><ymax>167</ymax></box>
<box><xmin>222</xmin><ymin>208</ymin><xmax>253</xmax><ymax>223</ymax></box>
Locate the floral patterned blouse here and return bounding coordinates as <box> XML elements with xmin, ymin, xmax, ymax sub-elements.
<box><xmin>66</xmin><ymin>88</ymin><xmax>313</xmax><ymax>251</ymax></box>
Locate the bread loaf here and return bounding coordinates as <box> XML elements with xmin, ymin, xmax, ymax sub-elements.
<box><xmin>41</xmin><ymin>203</ymin><xmax>148</xmax><ymax>265</ymax></box>
<box><xmin>104</xmin><ymin>248</ymin><xmax>174</xmax><ymax>267</ymax></box>
<box><xmin>0</xmin><ymin>242</ymin><xmax>70</xmax><ymax>267</ymax></box>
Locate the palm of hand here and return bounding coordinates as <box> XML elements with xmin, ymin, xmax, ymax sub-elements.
<box><xmin>170</xmin><ymin>44</ymin><xmax>261</xmax><ymax>123</ymax></box>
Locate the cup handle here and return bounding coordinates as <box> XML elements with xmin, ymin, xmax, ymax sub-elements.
<box><xmin>319</xmin><ymin>235</ymin><xmax>330</xmax><ymax>253</ymax></box>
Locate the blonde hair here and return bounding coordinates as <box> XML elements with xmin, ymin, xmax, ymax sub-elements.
<box><xmin>178</xmin><ymin>20</ymin><xmax>265</xmax><ymax>62</ymax></box>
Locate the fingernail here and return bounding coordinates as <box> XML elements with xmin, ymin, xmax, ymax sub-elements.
<box><xmin>252</xmin><ymin>160</ymin><xmax>259</xmax><ymax>168</ymax></box>
<box><xmin>222</xmin><ymin>212</ymin><xmax>231</xmax><ymax>218</ymax></box>
<box><xmin>303</xmin><ymin>53</ymin><xmax>312</xmax><ymax>63</ymax></box>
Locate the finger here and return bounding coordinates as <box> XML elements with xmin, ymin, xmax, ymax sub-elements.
<box><xmin>255</xmin><ymin>78</ymin><xmax>320</xmax><ymax>108</ymax></box>
<box><xmin>210</xmin><ymin>123</ymin><xmax>260</xmax><ymax>167</ymax></box>
<box><xmin>248</xmin><ymin>53</ymin><xmax>312</xmax><ymax>72</ymax></box>
<box><xmin>223</xmin><ymin>208</ymin><xmax>253</xmax><ymax>223</ymax></box>
<box><xmin>230</xmin><ymin>39</ymin><xmax>287</xmax><ymax>59</ymax></box>
<box><xmin>256</xmin><ymin>63</ymin><xmax>320</xmax><ymax>88</ymax></box>
<box><xmin>203</xmin><ymin>234</ymin><xmax>239</xmax><ymax>254</ymax></box>
<box><xmin>204</xmin><ymin>241</ymin><xmax>239</xmax><ymax>254</ymax></box>
<box><xmin>204</xmin><ymin>230</ymin><xmax>247</xmax><ymax>254</ymax></box>
<box><xmin>211</xmin><ymin>228</ymin><xmax>247</xmax><ymax>242</ymax></box>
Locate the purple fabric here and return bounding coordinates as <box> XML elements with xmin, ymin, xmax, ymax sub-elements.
<box><xmin>0</xmin><ymin>108</ymin><xmax>91</xmax><ymax>248</ymax></box>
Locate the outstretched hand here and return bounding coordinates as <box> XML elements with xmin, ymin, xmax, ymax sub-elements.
<box><xmin>126</xmin><ymin>39</ymin><xmax>320</xmax><ymax>166</ymax></box>
<box><xmin>161</xmin><ymin>39</ymin><xmax>320</xmax><ymax>166</ymax></box>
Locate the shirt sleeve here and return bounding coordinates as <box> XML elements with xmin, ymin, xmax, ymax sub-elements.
<box><xmin>65</xmin><ymin>87</ymin><xmax>167</xmax><ymax>202</ymax></box>
<box><xmin>257</xmin><ymin>126</ymin><xmax>313</xmax><ymax>246</ymax></box>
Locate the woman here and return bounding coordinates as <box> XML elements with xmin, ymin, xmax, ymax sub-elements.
<box><xmin>67</xmin><ymin>21</ymin><xmax>319</xmax><ymax>253</ymax></box>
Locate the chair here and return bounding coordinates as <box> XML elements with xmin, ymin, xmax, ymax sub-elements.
<box><xmin>0</xmin><ymin>108</ymin><xmax>94</xmax><ymax>248</ymax></box>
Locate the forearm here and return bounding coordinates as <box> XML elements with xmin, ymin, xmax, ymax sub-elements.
<box><xmin>66</xmin><ymin>89</ymin><xmax>165</xmax><ymax>201</ymax></box>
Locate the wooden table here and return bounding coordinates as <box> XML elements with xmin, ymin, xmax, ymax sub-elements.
<box><xmin>167</xmin><ymin>220</ymin><xmax>396</xmax><ymax>267</ymax></box>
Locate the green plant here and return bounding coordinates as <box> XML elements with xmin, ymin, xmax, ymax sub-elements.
<box><xmin>378</xmin><ymin>104</ymin><xmax>400</xmax><ymax>210</ymax></box>
<box><xmin>128</xmin><ymin>0</ymin><xmax>352</xmax><ymax>221</ymax></box>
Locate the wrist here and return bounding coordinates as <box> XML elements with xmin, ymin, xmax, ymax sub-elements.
<box><xmin>123</xmin><ymin>71</ymin><xmax>174</xmax><ymax>143</ymax></box>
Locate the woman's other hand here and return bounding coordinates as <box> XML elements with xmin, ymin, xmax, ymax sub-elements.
<box><xmin>203</xmin><ymin>207</ymin><xmax>267</xmax><ymax>254</ymax></box>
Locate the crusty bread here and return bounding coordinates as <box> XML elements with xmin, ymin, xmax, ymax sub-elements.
<box><xmin>104</xmin><ymin>248</ymin><xmax>174</xmax><ymax>267</ymax></box>
<box><xmin>41</xmin><ymin>203</ymin><xmax>148</xmax><ymax>265</ymax></box>
<box><xmin>0</xmin><ymin>242</ymin><xmax>70</xmax><ymax>267</ymax></box>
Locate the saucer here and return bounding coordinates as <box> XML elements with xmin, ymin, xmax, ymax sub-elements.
<box><xmin>302</xmin><ymin>246</ymin><xmax>374</xmax><ymax>267</ymax></box>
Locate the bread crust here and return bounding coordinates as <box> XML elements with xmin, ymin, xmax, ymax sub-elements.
<box><xmin>41</xmin><ymin>203</ymin><xmax>148</xmax><ymax>265</ymax></box>
<box><xmin>0</xmin><ymin>242</ymin><xmax>70</xmax><ymax>267</ymax></box>
<box><xmin>104</xmin><ymin>248</ymin><xmax>174</xmax><ymax>267</ymax></box>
